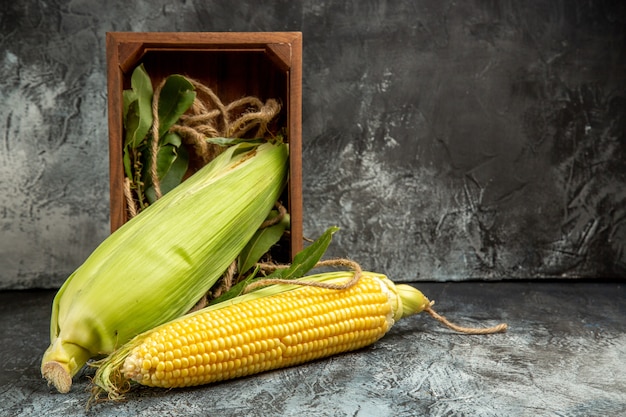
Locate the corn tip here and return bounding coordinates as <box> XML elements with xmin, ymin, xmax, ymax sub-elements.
<box><xmin>396</xmin><ymin>284</ymin><xmax>430</xmax><ymax>318</ymax></box>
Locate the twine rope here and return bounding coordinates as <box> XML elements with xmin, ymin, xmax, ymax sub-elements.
<box><xmin>212</xmin><ymin>260</ymin><xmax>238</xmax><ymax>300</ymax></box>
<box><xmin>126</xmin><ymin>78</ymin><xmax>281</xmax><ymax>219</ymax></box>
<box><xmin>123</xmin><ymin>177</ymin><xmax>138</xmax><ymax>219</ymax></box>
<box><xmin>260</xmin><ymin>201</ymin><xmax>288</xmax><ymax>228</ymax></box>
<box><xmin>169</xmin><ymin>78</ymin><xmax>281</xmax><ymax>167</ymax></box>
<box><xmin>424</xmin><ymin>301</ymin><xmax>508</xmax><ymax>334</ymax></box>
<box><xmin>149</xmin><ymin>78</ymin><xmax>167</xmax><ymax>200</ymax></box>
<box><xmin>243</xmin><ymin>258</ymin><xmax>364</xmax><ymax>294</ymax></box>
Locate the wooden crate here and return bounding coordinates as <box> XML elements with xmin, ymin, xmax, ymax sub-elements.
<box><xmin>106</xmin><ymin>32</ymin><xmax>303</xmax><ymax>260</ymax></box>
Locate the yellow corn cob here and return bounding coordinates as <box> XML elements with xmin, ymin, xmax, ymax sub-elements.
<box><xmin>92</xmin><ymin>271</ymin><xmax>430</xmax><ymax>399</ymax></box>
<box><xmin>42</xmin><ymin>141</ymin><xmax>288</xmax><ymax>394</ymax></box>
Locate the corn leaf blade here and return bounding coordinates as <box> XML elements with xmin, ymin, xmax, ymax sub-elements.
<box><xmin>237</xmin><ymin>211</ymin><xmax>290</xmax><ymax>274</ymax></box>
<box><xmin>126</xmin><ymin>64</ymin><xmax>153</xmax><ymax>148</ymax></box>
<box><xmin>265</xmin><ymin>226</ymin><xmax>339</xmax><ymax>280</ymax></box>
<box><xmin>157</xmin><ymin>75</ymin><xmax>196</xmax><ymax>138</ymax></box>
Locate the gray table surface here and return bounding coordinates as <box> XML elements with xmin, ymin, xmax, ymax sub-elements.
<box><xmin>1</xmin><ymin>280</ymin><xmax>624</xmax><ymax>417</ymax></box>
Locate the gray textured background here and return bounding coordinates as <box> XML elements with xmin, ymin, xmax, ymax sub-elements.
<box><xmin>1</xmin><ymin>0</ymin><xmax>624</xmax><ymax>289</ymax></box>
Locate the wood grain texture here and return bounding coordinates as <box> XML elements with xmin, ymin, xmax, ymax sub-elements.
<box><xmin>0</xmin><ymin>0</ymin><xmax>624</xmax><ymax>288</ymax></box>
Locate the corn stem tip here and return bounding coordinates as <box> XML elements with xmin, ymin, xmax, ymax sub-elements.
<box><xmin>42</xmin><ymin>361</ymin><xmax>72</xmax><ymax>394</ymax></box>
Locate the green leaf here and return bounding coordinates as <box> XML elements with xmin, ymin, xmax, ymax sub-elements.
<box><xmin>127</xmin><ymin>64</ymin><xmax>153</xmax><ymax>149</ymax></box>
<box><xmin>208</xmin><ymin>226</ymin><xmax>339</xmax><ymax>305</ymax></box>
<box><xmin>208</xmin><ymin>267</ymin><xmax>260</xmax><ymax>306</ymax></box>
<box><xmin>264</xmin><ymin>226</ymin><xmax>340</xmax><ymax>280</ymax></box>
<box><xmin>124</xmin><ymin>100</ymin><xmax>140</xmax><ymax>147</ymax></box>
<box><xmin>159</xmin><ymin>143</ymin><xmax>188</xmax><ymax>193</ymax></box>
<box><xmin>122</xmin><ymin>147</ymin><xmax>132</xmax><ymax>181</ymax></box>
<box><xmin>162</xmin><ymin>131</ymin><xmax>182</xmax><ymax>147</ymax></box>
<box><xmin>157</xmin><ymin>75</ymin><xmax>196</xmax><ymax>138</ymax></box>
<box><xmin>238</xmin><ymin>211</ymin><xmax>290</xmax><ymax>274</ymax></box>
<box><xmin>122</xmin><ymin>89</ymin><xmax>137</xmax><ymax>121</ymax></box>
<box><xmin>145</xmin><ymin>140</ymin><xmax>189</xmax><ymax>204</ymax></box>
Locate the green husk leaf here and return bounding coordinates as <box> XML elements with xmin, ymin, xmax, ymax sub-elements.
<box><xmin>238</xmin><ymin>211</ymin><xmax>290</xmax><ymax>274</ymax></box>
<box><xmin>43</xmin><ymin>141</ymin><xmax>289</xmax><ymax>393</ymax></box>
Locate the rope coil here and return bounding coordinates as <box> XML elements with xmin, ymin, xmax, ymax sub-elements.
<box><xmin>123</xmin><ymin>78</ymin><xmax>282</xmax><ymax>219</ymax></box>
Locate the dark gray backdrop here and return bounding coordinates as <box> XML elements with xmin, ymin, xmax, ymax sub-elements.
<box><xmin>1</xmin><ymin>0</ymin><xmax>624</xmax><ymax>289</ymax></box>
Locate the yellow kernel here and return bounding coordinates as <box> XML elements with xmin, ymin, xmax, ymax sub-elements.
<box><xmin>165</xmin><ymin>361</ymin><xmax>173</xmax><ymax>372</ymax></box>
<box><xmin>217</xmin><ymin>326</ymin><xmax>227</xmax><ymax>337</ymax></box>
<box><xmin>252</xmin><ymin>328</ymin><xmax>263</xmax><ymax>341</ymax></box>
<box><xmin>234</xmin><ymin>346</ymin><xmax>243</xmax><ymax>358</ymax></box>
<box><xmin>173</xmin><ymin>348</ymin><xmax>182</xmax><ymax>359</ymax></box>
<box><xmin>165</xmin><ymin>351</ymin><xmax>174</xmax><ymax>362</ymax></box>
<box><xmin>142</xmin><ymin>359</ymin><xmax>151</xmax><ymax>370</ymax></box>
<box><xmin>172</xmin><ymin>358</ymin><xmax>181</xmax><ymax>369</ymax></box>
<box><xmin>211</xmin><ymin>339</ymin><xmax>220</xmax><ymax>351</ymax></box>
